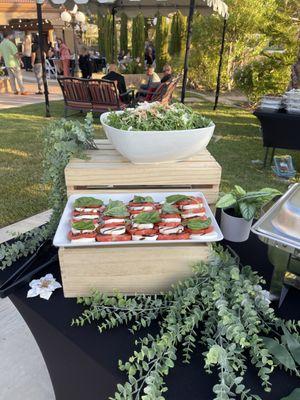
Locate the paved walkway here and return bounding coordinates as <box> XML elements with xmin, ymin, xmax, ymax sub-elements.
<box><xmin>0</xmin><ymin>71</ymin><xmax>62</xmax><ymax>110</ymax></box>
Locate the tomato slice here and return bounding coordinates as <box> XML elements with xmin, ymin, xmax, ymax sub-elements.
<box><xmin>96</xmin><ymin>234</ymin><xmax>131</xmax><ymax>242</ymax></box>
<box><xmin>158</xmin><ymin>222</ymin><xmax>181</xmax><ymax>227</ymax></box>
<box><xmin>128</xmin><ymin>202</ymin><xmax>156</xmax><ymax>207</ymax></box>
<box><xmin>158</xmin><ymin>233</ymin><xmax>190</xmax><ymax>240</ymax></box>
<box><xmin>160</xmin><ymin>213</ymin><xmax>181</xmax><ymax>219</ymax></box>
<box><xmin>177</xmin><ymin>197</ymin><xmax>203</xmax><ymax>206</ymax></box>
<box><xmin>181</xmin><ymin>207</ymin><xmax>206</xmax><ymax>214</ymax></box>
<box><xmin>73</xmin><ymin>210</ymin><xmax>100</xmax><ymax>216</ymax></box>
<box><xmin>129</xmin><ymin>210</ymin><xmax>144</xmax><ymax>215</ymax></box>
<box><xmin>186</xmin><ymin>226</ymin><xmax>214</xmax><ymax>234</ymax></box>
<box><xmin>129</xmin><ymin>228</ymin><xmax>158</xmax><ymax>235</ymax></box>
<box><xmin>68</xmin><ymin>231</ymin><xmax>96</xmax><ymax>240</ymax></box>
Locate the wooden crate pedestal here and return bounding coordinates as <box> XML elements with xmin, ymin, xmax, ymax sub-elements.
<box><xmin>59</xmin><ymin>140</ymin><xmax>221</xmax><ymax>297</ymax></box>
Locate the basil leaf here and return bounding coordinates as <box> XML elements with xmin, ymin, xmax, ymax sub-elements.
<box><xmin>162</xmin><ymin>203</ymin><xmax>179</xmax><ymax>214</ymax></box>
<box><xmin>186</xmin><ymin>218</ymin><xmax>211</xmax><ymax>230</ymax></box>
<box><xmin>132</xmin><ymin>195</ymin><xmax>154</xmax><ymax>203</ymax></box>
<box><xmin>72</xmin><ymin>220</ymin><xmax>95</xmax><ymax>231</ymax></box>
<box><xmin>165</xmin><ymin>194</ymin><xmax>190</xmax><ymax>204</ymax></box>
<box><xmin>103</xmin><ymin>200</ymin><xmax>129</xmax><ymax>217</ymax></box>
<box><xmin>134</xmin><ymin>211</ymin><xmax>161</xmax><ymax>224</ymax></box>
<box><xmin>74</xmin><ymin>197</ymin><xmax>103</xmax><ymax>208</ymax></box>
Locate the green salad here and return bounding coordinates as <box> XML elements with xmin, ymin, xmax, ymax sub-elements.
<box><xmin>105</xmin><ymin>102</ymin><xmax>213</xmax><ymax>131</ymax></box>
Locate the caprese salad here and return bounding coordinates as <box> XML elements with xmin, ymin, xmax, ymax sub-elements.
<box><xmin>68</xmin><ymin>194</ymin><xmax>214</xmax><ymax>244</ymax></box>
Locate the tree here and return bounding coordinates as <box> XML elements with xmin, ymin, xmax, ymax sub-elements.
<box><xmin>132</xmin><ymin>13</ymin><xmax>145</xmax><ymax>61</ymax></box>
<box><xmin>96</xmin><ymin>12</ymin><xmax>105</xmax><ymax>56</ymax></box>
<box><xmin>155</xmin><ymin>14</ymin><xmax>169</xmax><ymax>72</ymax></box>
<box><xmin>189</xmin><ymin>0</ymin><xmax>299</xmax><ymax>92</ymax></box>
<box><xmin>120</xmin><ymin>13</ymin><xmax>128</xmax><ymax>53</ymax></box>
<box><xmin>169</xmin><ymin>11</ymin><xmax>186</xmax><ymax>56</ymax></box>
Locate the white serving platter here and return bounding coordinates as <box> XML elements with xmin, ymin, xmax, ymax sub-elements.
<box><xmin>53</xmin><ymin>192</ymin><xmax>223</xmax><ymax>247</ymax></box>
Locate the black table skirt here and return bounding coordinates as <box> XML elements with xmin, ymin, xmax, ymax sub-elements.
<box><xmin>2</xmin><ymin>233</ymin><xmax>300</xmax><ymax>400</ymax></box>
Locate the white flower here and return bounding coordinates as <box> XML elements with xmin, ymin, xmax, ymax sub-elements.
<box><xmin>27</xmin><ymin>274</ymin><xmax>62</xmax><ymax>300</ymax></box>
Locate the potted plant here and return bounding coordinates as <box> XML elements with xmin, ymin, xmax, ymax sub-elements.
<box><xmin>100</xmin><ymin>102</ymin><xmax>215</xmax><ymax>164</ymax></box>
<box><xmin>216</xmin><ymin>185</ymin><xmax>281</xmax><ymax>242</ymax></box>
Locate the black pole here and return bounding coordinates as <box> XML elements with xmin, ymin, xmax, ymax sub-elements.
<box><xmin>112</xmin><ymin>7</ymin><xmax>116</xmax><ymax>63</ymax></box>
<box><xmin>181</xmin><ymin>0</ymin><xmax>195</xmax><ymax>103</ymax></box>
<box><xmin>36</xmin><ymin>1</ymin><xmax>50</xmax><ymax>117</ymax></box>
<box><xmin>213</xmin><ymin>17</ymin><xmax>227</xmax><ymax>111</ymax></box>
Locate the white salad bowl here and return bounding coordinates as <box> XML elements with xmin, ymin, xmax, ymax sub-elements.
<box><xmin>100</xmin><ymin>111</ymin><xmax>215</xmax><ymax>164</ymax></box>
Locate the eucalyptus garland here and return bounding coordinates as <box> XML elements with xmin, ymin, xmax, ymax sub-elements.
<box><xmin>0</xmin><ymin>113</ymin><xmax>96</xmax><ymax>270</ymax></box>
<box><xmin>73</xmin><ymin>246</ymin><xmax>300</xmax><ymax>400</ymax></box>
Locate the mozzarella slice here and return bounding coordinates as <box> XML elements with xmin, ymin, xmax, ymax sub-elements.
<box><xmin>73</xmin><ymin>215</ymin><xmax>98</xmax><ymax>220</ymax></box>
<box><xmin>132</xmin><ymin>235</ymin><xmax>158</xmax><ymax>241</ymax></box>
<box><xmin>181</xmin><ymin>212</ymin><xmax>206</xmax><ymax>219</ymax></box>
<box><xmin>71</xmin><ymin>228</ymin><xmax>97</xmax><ymax>234</ymax></box>
<box><xmin>71</xmin><ymin>237</ymin><xmax>95</xmax><ymax>244</ymax></box>
<box><xmin>162</xmin><ymin>217</ymin><xmax>181</xmax><ymax>223</ymax></box>
<box><xmin>159</xmin><ymin>225</ymin><xmax>184</xmax><ymax>235</ymax></box>
<box><xmin>180</xmin><ymin>203</ymin><xmax>203</xmax><ymax>210</ymax></box>
<box><xmin>132</xmin><ymin>223</ymin><xmax>154</xmax><ymax>229</ymax></box>
<box><xmin>129</xmin><ymin>205</ymin><xmax>155</xmax><ymax>211</ymax></box>
<box><xmin>75</xmin><ymin>207</ymin><xmax>100</xmax><ymax>213</ymax></box>
<box><xmin>103</xmin><ymin>218</ymin><xmax>125</xmax><ymax>224</ymax></box>
<box><xmin>100</xmin><ymin>226</ymin><xmax>126</xmax><ymax>235</ymax></box>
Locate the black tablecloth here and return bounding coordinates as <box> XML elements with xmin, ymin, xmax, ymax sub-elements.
<box><xmin>1</xmin><ymin>234</ymin><xmax>300</xmax><ymax>400</ymax></box>
<box><xmin>253</xmin><ymin>109</ymin><xmax>300</xmax><ymax>150</ymax></box>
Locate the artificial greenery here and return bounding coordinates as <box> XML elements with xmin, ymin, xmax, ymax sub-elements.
<box><xmin>106</xmin><ymin>102</ymin><xmax>213</xmax><ymax>132</ymax></box>
<box><xmin>216</xmin><ymin>185</ymin><xmax>281</xmax><ymax>221</ymax></box>
<box><xmin>73</xmin><ymin>246</ymin><xmax>300</xmax><ymax>400</ymax></box>
<box><xmin>0</xmin><ymin>114</ymin><xmax>96</xmax><ymax>270</ymax></box>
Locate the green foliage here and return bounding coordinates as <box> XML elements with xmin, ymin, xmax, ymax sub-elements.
<box><xmin>155</xmin><ymin>14</ymin><xmax>169</xmax><ymax>72</ymax></box>
<box><xmin>281</xmin><ymin>388</ymin><xmax>300</xmax><ymax>400</ymax></box>
<box><xmin>132</xmin><ymin>14</ymin><xmax>145</xmax><ymax>61</ymax></box>
<box><xmin>216</xmin><ymin>185</ymin><xmax>281</xmax><ymax>220</ymax></box>
<box><xmin>123</xmin><ymin>60</ymin><xmax>144</xmax><ymax>74</ymax></box>
<box><xmin>106</xmin><ymin>102</ymin><xmax>213</xmax><ymax>131</ymax></box>
<box><xmin>169</xmin><ymin>11</ymin><xmax>186</xmax><ymax>56</ymax></box>
<box><xmin>96</xmin><ymin>12</ymin><xmax>105</xmax><ymax>56</ymax></box>
<box><xmin>73</xmin><ymin>246</ymin><xmax>300</xmax><ymax>400</ymax></box>
<box><xmin>189</xmin><ymin>0</ymin><xmax>299</xmax><ymax>92</ymax></box>
<box><xmin>0</xmin><ymin>114</ymin><xmax>96</xmax><ymax>270</ymax></box>
<box><xmin>103</xmin><ymin>13</ymin><xmax>116</xmax><ymax>63</ymax></box>
<box><xmin>234</xmin><ymin>55</ymin><xmax>292</xmax><ymax>104</ymax></box>
<box><xmin>103</xmin><ymin>200</ymin><xmax>129</xmax><ymax>217</ymax></box>
<box><xmin>120</xmin><ymin>13</ymin><xmax>128</xmax><ymax>54</ymax></box>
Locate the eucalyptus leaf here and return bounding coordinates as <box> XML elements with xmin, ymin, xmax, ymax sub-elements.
<box><xmin>262</xmin><ymin>337</ymin><xmax>296</xmax><ymax>371</ymax></box>
<box><xmin>280</xmin><ymin>388</ymin><xmax>300</xmax><ymax>400</ymax></box>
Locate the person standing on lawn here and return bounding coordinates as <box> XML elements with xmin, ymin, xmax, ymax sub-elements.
<box><xmin>57</xmin><ymin>38</ymin><xmax>71</xmax><ymax>76</ymax></box>
<box><xmin>31</xmin><ymin>34</ymin><xmax>44</xmax><ymax>95</ymax></box>
<box><xmin>0</xmin><ymin>31</ymin><xmax>27</xmax><ymax>95</ymax></box>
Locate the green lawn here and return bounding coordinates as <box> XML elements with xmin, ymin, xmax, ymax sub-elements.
<box><xmin>0</xmin><ymin>99</ymin><xmax>299</xmax><ymax>228</ymax></box>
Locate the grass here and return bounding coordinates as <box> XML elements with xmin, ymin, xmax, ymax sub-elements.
<box><xmin>0</xmin><ymin>98</ymin><xmax>299</xmax><ymax>228</ymax></box>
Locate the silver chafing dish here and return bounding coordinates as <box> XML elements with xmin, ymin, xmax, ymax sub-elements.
<box><xmin>251</xmin><ymin>183</ymin><xmax>300</xmax><ymax>298</ymax></box>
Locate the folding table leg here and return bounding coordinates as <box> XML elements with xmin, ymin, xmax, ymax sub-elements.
<box><xmin>263</xmin><ymin>147</ymin><xmax>269</xmax><ymax>168</ymax></box>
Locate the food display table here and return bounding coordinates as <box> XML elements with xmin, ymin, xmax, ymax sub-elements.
<box><xmin>3</xmin><ymin>233</ymin><xmax>300</xmax><ymax>400</ymax></box>
<box><xmin>59</xmin><ymin>140</ymin><xmax>222</xmax><ymax>298</ymax></box>
<box><xmin>253</xmin><ymin>109</ymin><xmax>300</xmax><ymax>166</ymax></box>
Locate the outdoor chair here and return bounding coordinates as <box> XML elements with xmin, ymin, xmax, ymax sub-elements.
<box><xmin>45</xmin><ymin>59</ymin><xmax>57</xmax><ymax>80</ymax></box>
<box><xmin>58</xmin><ymin>77</ymin><xmax>92</xmax><ymax>117</ymax></box>
<box><xmin>136</xmin><ymin>76</ymin><xmax>181</xmax><ymax>105</ymax></box>
<box><xmin>57</xmin><ymin>77</ymin><xmax>133</xmax><ymax>116</ymax></box>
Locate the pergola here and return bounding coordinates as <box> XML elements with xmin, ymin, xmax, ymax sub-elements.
<box><xmin>36</xmin><ymin>0</ymin><xmax>228</xmax><ymax>116</ymax></box>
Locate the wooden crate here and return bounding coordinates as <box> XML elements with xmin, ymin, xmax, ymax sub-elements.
<box><xmin>65</xmin><ymin>139</ymin><xmax>222</xmax><ymax>205</ymax></box>
<box><xmin>59</xmin><ymin>243</ymin><xmax>210</xmax><ymax>297</ymax></box>
<box><xmin>59</xmin><ymin>139</ymin><xmax>221</xmax><ymax>297</ymax></box>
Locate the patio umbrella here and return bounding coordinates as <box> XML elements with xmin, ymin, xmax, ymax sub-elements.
<box><xmin>36</xmin><ymin>0</ymin><xmax>228</xmax><ymax>116</ymax></box>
